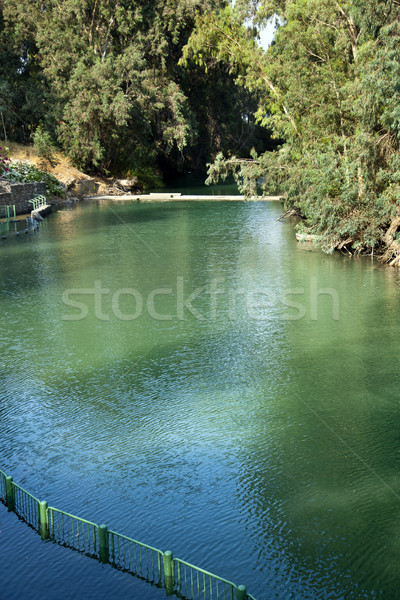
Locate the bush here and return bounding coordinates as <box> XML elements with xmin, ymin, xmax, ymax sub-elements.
<box><xmin>33</xmin><ymin>125</ymin><xmax>59</xmax><ymax>171</ymax></box>
<box><xmin>3</xmin><ymin>160</ymin><xmax>65</xmax><ymax>197</ymax></box>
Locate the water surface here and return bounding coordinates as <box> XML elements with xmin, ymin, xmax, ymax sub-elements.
<box><xmin>1</xmin><ymin>198</ymin><xmax>400</xmax><ymax>599</ymax></box>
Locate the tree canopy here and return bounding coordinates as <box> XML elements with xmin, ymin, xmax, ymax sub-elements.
<box><xmin>183</xmin><ymin>0</ymin><xmax>400</xmax><ymax>263</ymax></box>
<box><xmin>0</xmin><ymin>0</ymin><xmax>269</xmax><ymax>180</ymax></box>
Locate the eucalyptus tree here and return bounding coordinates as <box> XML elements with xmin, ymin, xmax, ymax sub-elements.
<box><xmin>2</xmin><ymin>0</ymin><xmax>244</xmax><ymax>176</ymax></box>
<box><xmin>182</xmin><ymin>0</ymin><xmax>400</xmax><ymax>262</ymax></box>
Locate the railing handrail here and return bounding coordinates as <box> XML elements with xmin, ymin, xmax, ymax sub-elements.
<box><xmin>0</xmin><ymin>468</ymin><xmax>256</xmax><ymax>600</ymax></box>
<box><xmin>108</xmin><ymin>529</ymin><xmax>163</xmax><ymax>556</ymax></box>
<box><xmin>48</xmin><ymin>505</ymin><xmax>98</xmax><ymax>528</ymax></box>
<box><xmin>0</xmin><ymin>204</ymin><xmax>16</xmax><ymax>221</ymax></box>
<box><xmin>174</xmin><ymin>556</ymin><xmax>237</xmax><ymax>588</ymax></box>
<box><xmin>13</xmin><ymin>481</ymin><xmax>41</xmax><ymax>503</ymax></box>
<box><xmin>28</xmin><ymin>194</ymin><xmax>47</xmax><ymax>211</ymax></box>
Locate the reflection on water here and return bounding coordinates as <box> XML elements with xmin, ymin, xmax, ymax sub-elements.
<box><xmin>1</xmin><ymin>199</ymin><xmax>400</xmax><ymax>599</ymax></box>
<box><xmin>149</xmin><ymin>173</ymin><xmax>241</xmax><ymax>196</ymax></box>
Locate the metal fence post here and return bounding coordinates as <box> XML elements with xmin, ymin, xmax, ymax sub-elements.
<box><xmin>5</xmin><ymin>476</ymin><xmax>15</xmax><ymax>512</ymax></box>
<box><xmin>98</xmin><ymin>524</ymin><xmax>109</xmax><ymax>563</ymax></box>
<box><xmin>236</xmin><ymin>585</ymin><xmax>248</xmax><ymax>600</ymax></box>
<box><xmin>163</xmin><ymin>550</ymin><xmax>174</xmax><ymax>595</ymax></box>
<box><xmin>39</xmin><ymin>501</ymin><xmax>49</xmax><ymax>539</ymax></box>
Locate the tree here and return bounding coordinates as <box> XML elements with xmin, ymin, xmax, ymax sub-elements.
<box><xmin>183</xmin><ymin>0</ymin><xmax>400</xmax><ymax>262</ymax></box>
<box><xmin>33</xmin><ymin>124</ymin><xmax>59</xmax><ymax>171</ymax></box>
<box><xmin>0</xmin><ymin>8</ymin><xmax>47</xmax><ymax>143</ymax></box>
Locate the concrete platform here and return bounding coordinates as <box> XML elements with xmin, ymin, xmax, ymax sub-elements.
<box><xmin>32</xmin><ymin>204</ymin><xmax>52</xmax><ymax>221</ymax></box>
<box><xmin>87</xmin><ymin>193</ymin><xmax>283</xmax><ymax>202</ymax></box>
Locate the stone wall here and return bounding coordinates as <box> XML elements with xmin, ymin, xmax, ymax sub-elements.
<box><xmin>0</xmin><ymin>181</ymin><xmax>47</xmax><ymax>214</ymax></box>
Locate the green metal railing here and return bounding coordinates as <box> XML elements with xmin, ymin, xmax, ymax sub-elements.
<box><xmin>5</xmin><ymin>205</ymin><xmax>16</xmax><ymax>221</ymax></box>
<box><xmin>0</xmin><ymin>470</ymin><xmax>6</xmax><ymax>499</ymax></box>
<box><xmin>49</xmin><ymin>507</ymin><xmax>99</xmax><ymax>555</ymax></box>
<box><xmin>109</xmin><ymin>529</ymin><xmax>163</xmax><ymax>582</ymax></box>
<box><xmin>13</xmin><ymin>480</ymin><xmax>40</xmax><ymax>529</ymax></box>
<box><xmin>0</xmin><ymin>196</ymin><xmax>44</xmax><ymax>239</ymax></box>
<box><xmin>0</xmin><ymin>468</ymin><xmax>256</xmax><ymax>600</ymax></box>
<box><xmin>0</xmin><ymin>194</ymin><xmax>49</xmax><ymax>239</ymax></box>
<box><xmin>0</xmin><ymin>220</ymin><xmax>10</xmax><ymax>236</ymax></box>
<box><xmin>173</xmin><ymin>557</ymin><xmax>246</xmax><ymax>600</ymax></box>
<box><xmin>0</xmin><ymin>204</ymin><xmax>16</xmax><ymax>219</ymax></box>
<box><xmin>0</xmin><ymin>217</ymin><xmax>39</xmax><ymax>238</ymax></box>
<box><xmin>0</xmin><ymin>205</ymin><xmax>16</xmax><ymax>236</ymax></box>
<box><xmin>29</xmin><ymin>195</ymin><xmax>47</xmax><ymax>211</ymax></box>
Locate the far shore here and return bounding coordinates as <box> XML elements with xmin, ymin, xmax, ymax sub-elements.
<box><xmin>86</xmin><ymin>192</ymin><xmax>283</xmax><ymax>202</ymax></box>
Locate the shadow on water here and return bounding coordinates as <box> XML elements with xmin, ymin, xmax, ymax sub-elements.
<box><xmin>2</xmin><ymin>197</ymin><xmax>400</xmax><ymax>599</ymax></box>
<box><xmin>148</xmin><ymin>173</ymin><xmax>241</xmax><ymax>196</ymax></box>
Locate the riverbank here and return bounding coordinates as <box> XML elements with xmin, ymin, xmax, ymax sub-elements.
<box><xmin>87</xmin><ymin>192</ymin><xmax>283</xmax><ymax>202</ymax></box>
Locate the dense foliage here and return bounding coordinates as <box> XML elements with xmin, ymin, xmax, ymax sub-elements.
<box><xmin>0</xmin><ymin>0</ymin><xmax>269</xmax><ymax>180</ymax></box>
<box><xmin>3</xmin><ymin>0</ymin><xmax>399</xmax><ymax>261</ymax></box>
<box><xmin>1</xmin><ymin>157</ymin><xmax>65</xmax><ymax>197</ymax></box>
<box><xmin>183</xmin><ymin>0</ymin><xmax>400</xmax><ymax>263</ymax></box>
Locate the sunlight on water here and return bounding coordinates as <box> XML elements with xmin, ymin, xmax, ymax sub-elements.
<box><xmin>1</xmin><ymin>198</ymin><xmax>400</xmax><ymax>599</ymax></box>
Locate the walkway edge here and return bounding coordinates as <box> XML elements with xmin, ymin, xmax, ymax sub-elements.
<box><xmin>86</xmin><ymin>193</ymin><xmax>283</xmax><ymax>202</ymax></box>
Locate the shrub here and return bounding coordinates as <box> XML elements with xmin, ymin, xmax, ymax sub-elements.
<box><xmin>3</xmin><ymin>160</ymin><xmax>65</xmax><ymax>197</ymax></box>
<box><xmin>33</xmin><ymin>125</ymin><xmax>59</xmax><ymax>171</ymax></box>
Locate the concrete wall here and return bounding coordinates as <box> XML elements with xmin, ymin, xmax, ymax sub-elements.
<box><xmin>0</xmin><ymin>181</ymin><xmax>47</xmax><ymax>214</ymax></box>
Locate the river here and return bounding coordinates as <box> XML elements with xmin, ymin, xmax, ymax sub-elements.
<box><xmin>1</xmin><ymin>194</ymin><xmax>400</xmax><ymax>599</ymax></box>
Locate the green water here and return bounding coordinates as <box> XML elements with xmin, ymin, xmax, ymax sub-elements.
<box><xmin>1</xmin><ymin>198</ymin><xmax>400</xmax><ymax>599</ymax></box>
